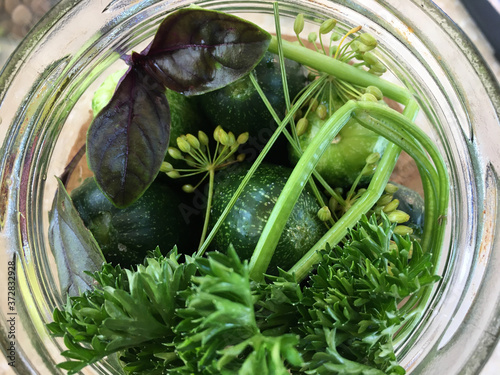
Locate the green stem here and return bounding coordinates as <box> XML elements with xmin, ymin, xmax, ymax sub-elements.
<box><xmin>354</xmin><ymin>101</ymin><xmax>449</xmax><ymax>252</ymax></box>
<box><xmin>288</xmin><ymin>143</ymin><xmax>402</xmax><ymax>281</ymax></box>
<box><xmin>249</xmin><ymin>72</ymin><xmax>345</xmax><ymax>209</ymax></box>
<box><xmin>288</xmin><ymin>101</ymin><xmax>420</xmax><ymax>281</ymax></box>
<box><xmin>248</xmin><ymin>100</ymin><xmax>357</xmax><ymax>281</ymax></box>
<box><xmin>268</xmin><ymin>36</ymin><xmax>412</xmax><ymax>105</ymax></box>
<box><xmin>198</xmin><ymin>168</ymin><xmax>215</xmax><ymax>251</ymax></box>
<box><xmin>248</xmin><ymin>72</ymin><xmax>335</xmax><ymax>222</ymax></box>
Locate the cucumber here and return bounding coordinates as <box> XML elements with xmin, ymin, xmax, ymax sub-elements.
<box><xmin>71</xmin><ymin>177</ymin><xmax>190</xmax><ymax>267</ymax></box>
<box><xmin>392</xmin><ymin>182</ymin><xmax>425</xmax><ymax>238</ymax></box>
<box><xmin>199</xmin><ymin>52</ymin><xmax>308</xmax><ymax>165</ymax></box>
<box><xmin>209</xmin><ymin>163</ymin><xmax>327</xmax><ymax>273</ymax></box>
<box><xmin>289</xmin><ymin>97</ymin><xmax>388</xmax><ymax>189</ymax></box>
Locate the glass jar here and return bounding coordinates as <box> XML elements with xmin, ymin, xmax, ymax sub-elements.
<box><xmin>1</xmin><ymin>0</ymin><xmax>499</xmax><ymax>374</ymax></box>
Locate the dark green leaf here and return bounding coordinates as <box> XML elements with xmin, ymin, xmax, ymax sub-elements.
<box><xmin>86</xmin><ymin>66</ymin><xmax>171</xmax><ymax>208</ymax></box>
<box><xmin>48</xmin><ymin>178</ymin><xmax>105</xmax><ymax>298</ymax></box>
<box><xmin>139</xmin><ymin>8</ymin><xmax>271</xmax><ymax>95</ymax></box>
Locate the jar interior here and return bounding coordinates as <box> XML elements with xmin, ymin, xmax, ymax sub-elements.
<box><xmin>1</xmin><ymin>0</ymin><xmax>495</xmax><ymax>374</ymax></box>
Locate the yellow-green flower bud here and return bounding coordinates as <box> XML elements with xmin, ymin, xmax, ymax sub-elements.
<box><xmin>186</xmin><ymin>133</ymin><xmax>200</xmax><ymax>149</ymax></box>
<box><xmin>213</xmin><ymin>125</ymin><xmax>223</xmax><ymax>142</ymax></box>
<box><xmin>358</xmin><ymin>43</ymin><xmax>376</xmax><ymax>53</ymax></box>
<box><xmin>296</xmin><ymin>117</ymin><xmax>309</xmax><ymax>137</ymax></box>
<box><xmin>370</xmin><ymin>61</ymin><xmax>387</xmax><ymax>74</ymax></box>
<box><xmin>365</xmin><ymin>152</ymin><xmax>380</xmax><ymax>165</ymax></box>
<box><xmin>363</xmin><ymin>51</ymin><xmax>379</xmax><ymax>66</ymax></box>
<box><xmin>198</xmin><ymin>130</ymin><xmax>209</xmax><ymax>146</ymax></box>
<box><xmin>320</xmin><ymin>18</ymin><xmax>337</xmax><ymax>34</ymax></box>
<box><xmin>384</xmin><ymin>183</ymin><xmax>399</xmax><ymax>194</ymax></box>
<box><xmin>359</xmin><ymin>33</ymin><xmax>377</xmax><ymax>47</ymax></box>
<box><xmin>316</xmin><ymin>104</ymin><xmax>328</xmax><ymax>120</ymax></box>
<box><xmin>317</xmin><ymin>206</ymin><xmax>332</xmax><ymax>222</ymax></box>
<box><xmin>365</xmin><ymin>86</ymin><xmax>383</xmax><ymax>100</ymax></box>
<box><xmin>383</xmin><ymin>199</ymin><xmax>400</xmax><ymax>213</ymax></box>
<box><xmin>350</xmin><ymin>41</ymin><xmax>360</xmax><ymax>53</ymax></box>
<box><xmin>393</xmin><ymin>225</ymin><xmax>414</xmax><ymax>236</ymax></box>
<box><xmin>360</xmin><ymin>93</ymin><xmax>378</xmax><ymax>102</ymax></box>
<box><xmin>177</xmin><ymin>136</ymin><xmax>191</xmax><ymax>153</ymax></box>
<box><xmin>167</xmin><ymin>170</ymin><xmax>181</xmax><ymax>179</ymax></box>
<box><xmin>160</xmin><ymin>161</ymin><xmax>174</xmax><ymax>173</ymax></box>
<box><xmin>218</xmin><ymin>129</ymin><xmax>230</xmax><ymax>146</ymax></box>
<box><xmin>308</xmin><ymin>32</ymin><xmax>318</xmax><ymax>43</ymax></box>
<box><xmin>330</xmin><ymin>32</ymin><xmax>341</xmax><ymax>42</ymax></box>
<box><xmin>168</xmin><ymin>147</ymin><xmax>184</xmax><ymax>160</ymax></box>
<box><xmin>388</xmin><ymin>210</ymin><xmax>410</xmax><ymax>224</ymax></box>
<box><xmin>328</xmin><ymin>196</ymin><xmax>339</xmax><ymax>212</ymax></box>
<box><xmin>294</xmin><ymin>14</ymin><xmax>305</xmax><ymax>36</ymax></box>
<box><xmin>307</xmin><ymin>72</ymin><xmax>317</xmax><ymax>81</ymax></box>
<box><xmin>237</xmin><ymin>153</ymin><xmax>246</xmax><ymax>162</ymax></box>
<box><xmin>182</xmin><ymin>184</ymin><xmax>196</xmax><ymax>193</ymax></box>
<box><xmin>237</xmin><ymin>132</ymin><xmax>249</xmax><ymax>145</ymax></box>
<box><xmin>309</xmin><ymin>97</ymin><xmax>319</xmax><ymax>112</ymax></box>
<box><xmin>377</xmin><ymin>193</ymin><xmax>393</xmax><ymax>206</ymax></box>
<box><xmin>227</xmin><ymin>132</ymin><xmax>236</xmax><ymax>147</ymax></box>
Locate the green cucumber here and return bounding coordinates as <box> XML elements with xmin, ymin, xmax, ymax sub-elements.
<box><xmin>200</xmin><ymin>51</ymin><xmax>307</xmax><ymax>136</ymax></box>
<box><xmin>71</xmin><ymin>177</ymin><xmax>190</xmax><ymax>267</ymax></box>
<box><xmin>289</xmin><ymin>97</ymin><xmax>388</xmax><ymax>188</ymax></box>
<box><xmin>209</xmin><ymin>163</ymin><xmax>327</xmax><ymax>273</ymax></box>
<box><xmin>392</xmin><ymin>182</ymin><xmax>425</xmax><ymax>238</ymax></box>
<box><xmin>199</xmin><ymin>51</ymin><xmax>308</xmax><ymax>164</ymax></box>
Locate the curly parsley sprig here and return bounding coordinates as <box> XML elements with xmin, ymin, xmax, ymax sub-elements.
<box><xmin>48</xmin><ymin>213</ymin><xmax>439</xmax><ymax>374</ymax></box>
<box><xmin>47</xmin><ymin>248</ymin><xmax>197</xmax><ymax>374</ymax></box>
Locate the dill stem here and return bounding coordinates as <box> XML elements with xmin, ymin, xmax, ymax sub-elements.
<box><xmin>268</xmin><ymin>36</ymin><xmax>412</xmax><ymax>106</ymax></box>
<box><xmin>249</xmin><ymin>101</ymin><xmax>357</xmax><ymax>281</ymax></box>
<box><xmin>287</xmin><ymin>102</ymin><xmax>420</xmax><ymax>281</ymax></box>
<box><xmin>198</xmin><ymin>168</ymin><xmax>215</xmax><ymax>251</ymax></box>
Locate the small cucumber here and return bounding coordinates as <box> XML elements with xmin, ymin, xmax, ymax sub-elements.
<box><xmin>199</xmin><ymin>52</ymin><xmax>307</xmax><ymax>136</ymax></box>
<box><xmin>199</xmin><ymin>52</ymin><xmax>308</xmax><ymax>165</ymax></box>
<box><xmin>289</xmin><ymin>97</ymin><xmax>388</xmax><ymax>188</ymax></box>
<box><xmin>392</xmin><ymin>182</ymin><xmax>425</xmax><ymax>237</ymax></box>
<box><xmin>209</xmin><ymin>163</ymin><xmax>327</xmax><ymax>273</ymax></box>
<box><xmin>71</xmin><ymin>177</ymin><xmax>190</xmax><ymax>267</ymax></box>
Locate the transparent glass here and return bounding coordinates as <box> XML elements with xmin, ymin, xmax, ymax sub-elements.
<box><xmin>0</xmin><ymin>0</ymin><xmax>499</xmax><ymax>374</ymax></box>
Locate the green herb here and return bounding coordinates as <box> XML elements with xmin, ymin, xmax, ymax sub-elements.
<box><xmin>48</xmin><ymin>178</ymin><xmax>105</xmax><ymax>298</ymax></box>
<box><xmin>48</xmin><ymin>4</ymin><xmax>450</xmax><ymax>374</ymax></box>
<box><xmin>161</xmin><ymin>127</ymin><xmax>250</xmax><ymax>249</ymax></box>
<box><xmin>48</xmin><ymin>215</ymin><xmax>437</xmax><ymax>374</ymax></box>
<box><xmin>47</xmin><ymin>248</ymin><xmax>197</xmax><ymax>374</ymax></box>
<box><xmin>87</xmin><ymin>8</ymin><xmax>271</xmax><ymax>208</ymax></box>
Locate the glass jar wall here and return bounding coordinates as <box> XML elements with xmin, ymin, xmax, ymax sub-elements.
<box><xmin>0</xmin><ymin>0</ymin><xmax>499</xmax><ymax>373</ymax></box>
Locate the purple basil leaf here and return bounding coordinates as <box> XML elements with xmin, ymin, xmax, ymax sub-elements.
<box><xmin>86</xmin><ymin>66</ymin><xmax>171</xmax><ymax>208</ymax></box>
<box><xmin>48</xmin><ymin>178</ymin><xmax>105</xmax><ymax>298</ymax></box>
<box><xmin>138</xmin><ymin>8</ymin><xmax>272</xmax><ymax>95</ymax></box>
